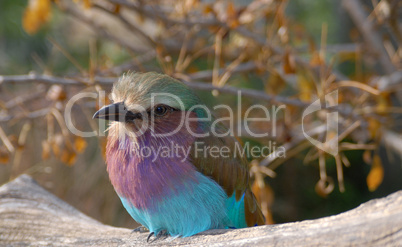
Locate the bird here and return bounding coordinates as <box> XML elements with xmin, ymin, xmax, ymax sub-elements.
<box><xmin>93</xmin><ymin>72</ymin><xmax>265</xmax><ymax>241</ymax></box>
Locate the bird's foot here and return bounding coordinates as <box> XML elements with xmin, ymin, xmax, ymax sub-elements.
<box><xmin>147</xmin><ymin>230</ymin><xmax>168</xmax><ymax>243</ymax></box>
<box><xmin>132</xmin><ymin>226</ymin><xmax>149</xmax><ymax>233</ymax></box>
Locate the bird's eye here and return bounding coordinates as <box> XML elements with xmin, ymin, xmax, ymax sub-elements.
<box><xmin>154</xmin><ymin>105</ymin><xmax>168</xmax><ymax>116</ymax></box>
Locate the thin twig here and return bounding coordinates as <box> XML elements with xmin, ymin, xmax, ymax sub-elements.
<box><xmin>0</xmin><ymin>73</ymin><xmax>370</xmax><ymax>122</ymax></box>
<box><xmin>335</xmin><ymin>154</ymin><xmax>345</xmax><ymax>192</ymax></box>
<box><xmin>260</xmin><ymin>124</ymin><xmax>327</xmax><ymax>167</ymax></box>
<box><xmin>0</xmin><ymin>74</ymin><xmax>308</xmax><ymax>106</ymax></box>
<box><xmin>375</xmin><ymin>71</ymin><xmax>402</xmax><ymax>92</ymax></box>
<box><xmin>0</xmin><ymin>126</ymin><xmax>14</xmax><ymax>152</ymax></box>
<box><xmin>62</xmin><ymin>3</ymin><xmax>147</xmax><ymax>55</ymax></box>
<box><xmin>4</xmin><ymin>86</ymin><xmax>46</xmax><ymax>109</ymax></box>
<box><xmin>11</xmin><ymin>122</ymin><xmax>32</xmax><ymax>179</ymax></box>
<box><xmin>48</xmin><ymin>38</ymin><xmax>87</xmax><ymax>75</ymax></box>
<box><xmin>93</xmin><ymin>3</ymin><xmax>156</xmax><ymax>47</ymax></box>
<box><xmin>0</xmin><ymin>108</ymin><xmax>50</xmax><ymax>122</ymax></box>
<box><xmin>212</xmin><ymin>29</ymin><xmax>224</xmax><ymax>87</ymax></box>
<box><xmin>330</xmin><ymin>80</ymin><xmax>381</xmax><ymax>95</ymax></box>
<box><xmin>108</xmin><ymin>0</ymin><xmax>349</xmax><ymax>81</ymax></box>
<box><xmin>342</xmin><ymin>0</ymin><xmax>396</xmax><ymax>73</ymax></box>
<box><xmin>339</xmin><ymin>143</ymin><xmax>377</xmax><ymax>150</ymax></box>
<box><xmin>187</xmin><ymin>61</ymin><xmax>257</xmax><ymax>81</ymax></box>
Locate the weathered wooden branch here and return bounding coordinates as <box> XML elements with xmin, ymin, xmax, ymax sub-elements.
<box><xmin>0</xmin><ymin>175</ymin><xmax>401</xmax><ymax>246</ymax></box>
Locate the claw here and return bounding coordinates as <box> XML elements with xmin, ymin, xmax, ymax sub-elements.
<box><xmin>146</xmin><ymin>230</ymin><xmax>168</xmax><ymax>243</ymax></box>
<box><xmin>155</xmin><ymin>230</ymin><xmax>168</xmax><ymax>240</ymax></box>
<box><xmin>147</xmin><ymin>232</ymin><xmax>154</xmax><ymax>243</ymax></box>
<box><xmin>132</xmin><ymin>226</ymin><xmax>149</xmax><ymax>233</ymax></box>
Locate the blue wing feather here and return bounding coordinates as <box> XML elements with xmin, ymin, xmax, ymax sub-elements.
<box><xmin>225</xmin><ymin>192</ymin><xmax>248</xmax><ymax>228</ymax></box>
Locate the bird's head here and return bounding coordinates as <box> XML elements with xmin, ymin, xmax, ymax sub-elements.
<box><xmin>93</xmin><ymin>72</ymin><xmax>204</xmax><ymax>139</ymax></box>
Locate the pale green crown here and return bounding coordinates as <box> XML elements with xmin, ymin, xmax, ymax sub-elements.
<box><xmin>111</xmin><ymin>72</ymin><xmax>201</xmax><ymax>113</ymax></box>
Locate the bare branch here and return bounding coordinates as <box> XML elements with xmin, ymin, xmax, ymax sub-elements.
<box><xmin>259</xmin><ymin>124</ymin><xmax>326</xmax><ymax>167</ymax></box>
<box><xmin>186</xmin><ymin>61</ymin><xmax>257</xmax><ymax>81</ymax></box>
<box><xmin>61</xmin><ymin>2</ymin><xmax>148</xmax><ymax>55</ymax></box>
<box><xmin>4</xmin><ymin>85</ymin><xmax>46</xmax><ymax>109</ymax></box>
<box><xmin>0</xmin><ymin>108</ymin><xmax>50</xmax><ymax>122</ymax></box>
<box><xmin>92</xmin><ymin>3</ymin><xmax>156</xmax><ymax>47</ymax></box>
<box><xmin>106</xmin><ymin>0</ymin><xmax>349</xmax><ymax>81</ymax></box>
<box><xmin>375</xmin><ymin>71</ymin><xmax>402</xmax><ymax>91</ymax></box>
<box><xmin>0</xmin><ymin>74</ymin><xmax>116</xmax><ymax>86</ymax></box>
<box><xmin>0</xmin><ymin>73</ymin><xmax>374</xmax><ymax>124</ymax></box>
<box><xmin>342</xmin><ymin>0</ymin><xmax>396</xmax><ymax>73</ymax></box>
<box><xmin>0</xmin><ymin>74</ymin><xmax>308</xmax><ymax>107</ymax></box>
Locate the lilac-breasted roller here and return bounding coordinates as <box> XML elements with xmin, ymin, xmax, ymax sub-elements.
<box><xmin>93</xmin><ymin>72</ymin><xmax>264</xmax><ymax>240</ymax></box>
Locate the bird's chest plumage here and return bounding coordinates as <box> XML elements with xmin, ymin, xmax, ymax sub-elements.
<box><xmin>104</xmin><ymin>119</ymin><xmax>232</xmax><ymax>236</ymax></box>
<box><xmin>106</xmin><ymin>133</ymin><xmax>197</xmax><ymax>210</ymax></box>
<box><xmin>105</xmin><ymin>134</ymin><xmax>229</xmax><ymax>237</ymax></box>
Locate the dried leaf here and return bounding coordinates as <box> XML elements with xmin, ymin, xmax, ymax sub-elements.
<box><xmin>376</xmin><ymin>0</ymin><xmax>390</xmax><ymax>22</ymax></box>
<box><xmin>310</xmin><ymin>51</ymin><xmax>324</xmax><ymax>67</ymax></box>
<box><xmin>337</xmin><ymin>51</ymin><xmax>357</xmax><ymax>64</ymax></box>
<box><xmin>251</xmin><ymin>180</ymin><xmax>275</xmax><ymax>225</ymax></box>
<box><xmin>368</xmin><ymin>118</ymin><xmax>381</xmax><ymax>139</ymax></box>
<box><xmin>315</xmin><ymin>177</ymin><xmax>334</xmax><ymax>198</ymax></box>
<box><xmin>46</xmin><ymin>85</ymin><xmax>66</xmax><ymax>101</ymax></box>
<box><xmin>0</xmin><ymin>146</ymin><xmax>10</xmax><ymax>164</ymax></box>
<box><xmin>376</xmin><ymin>92</ymin><xmax>390</xmax><ymax>114</ymax></box>
<box><xmin>265</xmin><ymin>72</ymin><xmax>285</xmax><ymax>95</ymax></box>
<box><xmin>83</xmin><ymin>0</ymin><xmax>91</xmax><ymax>9</ymax></box>
<box><xmin>278</xmin><ymin>26</ymin><xmax>289</xmax><ymax>43</ymax></box>
<box><xmin>113</xmin><ymin>4</ymin><xmax>121</xmax><ymax>14</ymax></box>
<box><xmin>297</xmin><ymin>73</ymin><xmax>314</xmax><ymax>102</ymax></box>
<box><xmin>51</xmin><ymin>141</ymin><xmax>60</xmax><ymax>157</ymax></box>
<box><xmin>22</xmin><ymin>0</ymin><xmax>52</xmax><ymax>34</ymax></box>
<box><xmin>100</xmin><ymin>137</ymin><xmax>107</xmax><ymax>160</ymax></box>
<box><xmin>203</xmin><ymin>4</ymin><xmax>214</xmax><ymax>14</ymax></box>
<box><xmin>51</xmin><ymin>134</ymin><xmax>64</xmax><ymax>157</ymax></box>
<box><xmin>274</xmin><ymin>4</ymin><xmax>285</xmax><ymax>27</ymax></box>
<box><xmin>74</xmin><ymin>136</ymin><xmax>87</xmax><ymax>153</ymax></box>
<box><xmin>42</xmin><ymin>140</ymin><xmax>51</xmax><ymax>160</ymax></box>
<box><xmin>283</xmin><ymin>51</ymin><xmax>296</xmax><ymax>74</ymax></box>
<box><xmin>184</xmin><ymin>0</ymin><xmax>199</xmax><ymax>11</ymax></box>
<box><xmin>227</xmin><ymin>2</ymin><xmax>239</xmax><ymax>28</ymax></box>
<box><xmin>367</xmin><ymin>154</ymin><xmax>384</xmax><ymax>192</ymax></box>
<box><xmin>155</xmin><ymin>45</ymin><xmax>164</xmax><ymax>57</ymax></box>
<box><xmin>363</xmin><ymin>150</ymin><xmax>372</xmax><ymax>164</ymax></box>
<box><xmin>61</xmin><ymin>148</ymin><xmax>77</xmax><ymax>166</ymax></box>
<box><xmin>307</xmin><ymin>36</ymin><xmax>317</xmax><ymax>53</ymax></box>
<box><xmin>73</xmin><ymin>0</ymin><xmax>91</xmax><ymax>9</ymax></box>
<box><xmin>327</xmin><ymin>131</ymin><xmax>337</xmax><ymax>141</ymax></box>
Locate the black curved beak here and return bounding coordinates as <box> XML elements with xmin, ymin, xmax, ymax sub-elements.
<box><xmin>93</xmin><ymin>102</ymin><xmax>141</xmax><ymax>122</ymax></box>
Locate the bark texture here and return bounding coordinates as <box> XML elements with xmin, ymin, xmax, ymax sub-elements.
<box><xmin>0</xmin><ymin>175</ymin><xmax>401</xmax><ymax>246</ymax></box>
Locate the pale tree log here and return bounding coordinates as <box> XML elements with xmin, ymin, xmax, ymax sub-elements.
<box><xmin>0</xmin><ymin>175</ymin><xmax>401</xmax><ymax>246</ymax></box>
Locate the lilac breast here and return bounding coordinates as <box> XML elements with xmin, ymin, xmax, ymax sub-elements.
<box><xmin>106</xmin><ymin>111</ymin><xmax>200</xmax><ymax>210</ymax></box>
